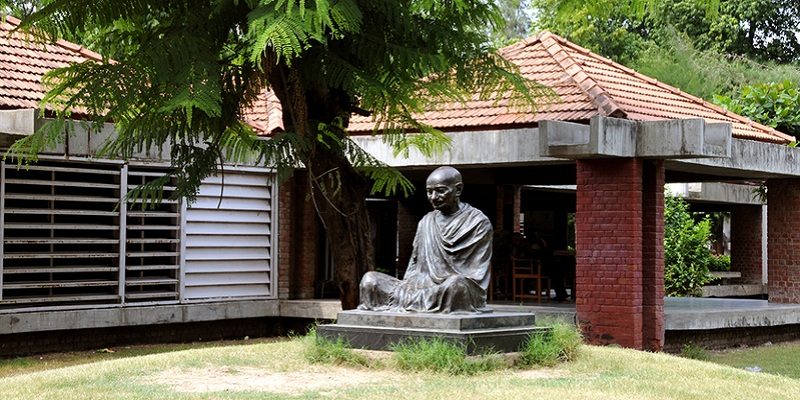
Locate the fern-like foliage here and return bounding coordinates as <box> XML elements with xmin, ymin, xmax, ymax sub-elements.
<box><xmin>11</xmin><ymin>0</ymin><xmax>551</xmax><ymax>203</ymax></box>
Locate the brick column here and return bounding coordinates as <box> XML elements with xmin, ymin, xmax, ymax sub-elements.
<box><xmin>767</xmin><ymin>179</ymin><xmax>800</xmax><ymax>303</ymax></box>
<box><xmin>396</xmin><ymin>201</ymin><xmax>417</xmax><ymax>276</ymax></box>
<box><xmin>293</xmin><ymin>174</ymin><xmax>319</xmax><ymax>299</ymax></box>
<box><xmin>641</xmin><ymin>160</ymin><xmax>665</xmax><ymax>351</ymax></box>
<box><xmin>495</xmin><ymin>185</ymin><xmax>505</xmax><ymax>232</ymax></box>
<box><xmin>575</xmin><ymin>158</ymin><xmax>665</xmax><ymax>350</ymax></box>
<box><xmin>277</xmin><ymin>177</ymin><xmax>294</xmax><ymax>300</ymax></box>
<box><xmin>729</xmin><ymin>205</ymin><xmax>763</xmax><ymax>284</ymax></box>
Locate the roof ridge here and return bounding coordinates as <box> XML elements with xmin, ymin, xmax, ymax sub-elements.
<box><xmin>549</xmin><ymin>32</ymin><xmax>794</xmax><ymax>143</ymax></box>
<box><xmin>539</xmin><ymin>32</ymin><xmax>627</xmax><ymax>118</ymax></box>
<box><xmin>2</xmin><ymin>15</ymin><xmax>105</xmax><ymax>62</ymax></box>
<box><xmin>497</xmin><ymin>31</ymin><xmax>548</xmax><ymax>57</ymax></box>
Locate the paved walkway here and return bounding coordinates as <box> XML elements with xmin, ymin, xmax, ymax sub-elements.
<box><xmin>488</xmin><ymin>297</ymin><xmax>800</xmax><ymax>330</ymax></box>
<box><xmin>283</xmin><ymin>297</ymin><xmax>800</xmax><ymax>331</ymax></box>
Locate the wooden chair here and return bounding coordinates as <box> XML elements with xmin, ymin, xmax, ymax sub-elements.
<box><xmin>511</xmin><ymin>257</ymin><xmax>550</xmax><ymax>303</ymax></box>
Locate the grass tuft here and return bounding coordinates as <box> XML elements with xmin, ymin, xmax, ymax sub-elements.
<box><xmin>303</xmin><ymin>327</ymin><xmax>370</xmax><ymax>367</ymax></box>
<box><xmin>680</xmin><ymin>342</ymin><xmax>710</xmax><ymax>361</ymax></box>
<box><xmin>391</xmin><ymin>337</ymin><xmax>503</xmax><ymax>376</ymax></box>
<box><xmin>519</xmin><ymin>323</ymin><xmax>583</xmax><ymax>367</ymax></box>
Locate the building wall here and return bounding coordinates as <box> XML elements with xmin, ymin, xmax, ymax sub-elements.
<box><xmin>0</xmin><ymin>158</ymin><xmax>277</xmax><ymax>315</ymax></box>
<box><xmin>767</xmin><ymin>179</ymin><xmax>800</xmax><ymax>303</ymax></box>
<box><xmin>575</xmin><ymin>158</ymin><xmax>665</xmax><ymax>351</ymax></box>
<box><xmin>730</xmin><ymin>205</ymin><xmax>763</xmax><ymax>284</ymax></box>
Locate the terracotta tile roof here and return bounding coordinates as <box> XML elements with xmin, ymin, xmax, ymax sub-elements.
<box><xmin>346</xmin><ymin>31</ymin><xmax>792</xmax><ymax>144</ymax></box>
<box><xmin>242</xmin><ymin>89</ymin><xmax>284</xmax><ymax>134</ymax></box>
<box><xmin>0</xmin><ymin>16</ymin><xmax>104</xmax><ymax>111</ymax></box>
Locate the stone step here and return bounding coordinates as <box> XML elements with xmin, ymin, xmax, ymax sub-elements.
<box><xmin>317</xmin><ymin>310</ymin><xmax>545</xmax><ymax>354</ymax></box>
<box><xmin>335</xmin><ymin>309</ymin><xmax>536</xmax><ymax>330</ymax></box>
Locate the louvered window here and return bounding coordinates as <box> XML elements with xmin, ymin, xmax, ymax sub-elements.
<box><xmin>1</xmin><ymin>161</ymin><xmax>122</xmax><ymax>306</ymax></box>
<box><xmin>1</xmin><ymin>160</ymin><xmax>276</xmax><ymax>309</ymax></box>
<box><xmin>123</xmin><ymin>167</ymin><xmax>180</xmax><ymax>302</ymax></box>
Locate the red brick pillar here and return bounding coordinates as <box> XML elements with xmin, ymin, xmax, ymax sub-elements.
<box><xmin>277</xmin><ymin>177</ymin><xmax>294</xmax><ymax>300</ymax></box>
<box><xmin>641</xmin><ymin>160</ymin><xmax>665</xmax><ymax>351</ymax></box>
<box><xmin>767</xmin><ymin>179</ymin><xmax>800</xmax><ymax>303</ymax></box>
<box><xmin>396</xmin><ymin>202</ymin><xmax>417</xmax><ymax>276</ymax></box>
<box><xmin>279</xmin><ymin>173</ymin><xmax>320</xmax><ymax>299</ymax></box>
<box><xmin>575</xmin><ymin>158</ymin><xmax>664</xmax><ymax>350</ymax></box>
<box><xmin>295</xmin><ymin>174</ymin><xmax>319</xmax><ymax>299</ymax></box>
<box><xmin>495</xmin><ymin>185</ymin><xmax>505</xmax><ymax>232</ymax></box>
<box><xmin>730</xmin><ymin>205</ymin><xmax>763</xmax><ymax>284</ymax></box>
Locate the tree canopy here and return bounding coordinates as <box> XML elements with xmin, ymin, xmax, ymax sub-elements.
<box><xmin>5</xmin><ymin>0</ymin><xmax>548</xmax><ymax>308</ymax></box>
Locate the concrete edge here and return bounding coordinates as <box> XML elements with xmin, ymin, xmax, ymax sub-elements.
<box><xmin>664</xmin><ymin>306</ymin><xmax>800</xmax><ymax>330</ymax></box>
<box><xmin>0</xmin><ymin>300</ymin><xmax>280</xmax><ymax>335</ymax></box>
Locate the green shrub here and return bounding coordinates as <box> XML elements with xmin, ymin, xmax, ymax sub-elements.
<box><xmin>714</xmin><ymin>80</ymin><xmax>800</xmax><ymax>139</ymax></box>
<box><xmin>708</xmin><ymin>254</ymin><xmax>731</xmax><ymax>272</ymax></box>
<box><xmin>664</xmin><ymin>195</ymin><xmax>714</xmax><ymax>296</ymax></box>
<box><xmin>680</xmin><ymin>342</ymin><xmax>710</xmax><ymax>361</ymax></box>
<box><xmin>519</xmin><ymin>323</ymin><xmax>582</xmax><ymax>367</ymax></box>
<box><xmin>391</xmin><ymin>337</ymin><xmax>503</xmax><ymax>376</ymax></box>
<box><xmin>304</xmin><ymin>328</ymin><xmax>370</xmax><ymax>367</ymax></box>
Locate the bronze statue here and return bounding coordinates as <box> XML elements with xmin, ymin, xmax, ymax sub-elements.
<box><xmin>358</xmin><ymin>166</ymin><xmax>492</xmax><ymax>313</ymax></box>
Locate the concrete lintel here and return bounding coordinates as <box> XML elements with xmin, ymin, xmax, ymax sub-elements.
<box><xmin>666</xmin><ymin>182</ymin><xmax>763</xmax><ymax>205</ymax></box>
<box><xmin>540</xmin><ymin>116</ymin><xmax>732</xmax><ymax>159</ymax></box>
<box><xmin>675</xmin><ymin>138</ymin><xmax>800</xmax><ymax>178</ymax></box>
<box><xmin>0</xmin><ymin>300</ymin><xmax>279</xmax><ymax>335</ymax></box>
<box><xmin>351</xmin><ymin>127</ymin><xmax>559</xmax><ymax>167</ymax></box>
<box><xmin>0</xmin><ymin>108</ymin><xmax>37</xmax><ymax>136</ymax></box>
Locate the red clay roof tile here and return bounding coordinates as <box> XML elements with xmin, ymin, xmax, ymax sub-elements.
<box><xmin>349</xmin><ymin>31</ymin><xmax>791</xmax><ymax>144</ymax></box>
<box><xmin>0</xmin><ymin>16</ymin><xmax>103</xmax><ymax>111</ymax></box>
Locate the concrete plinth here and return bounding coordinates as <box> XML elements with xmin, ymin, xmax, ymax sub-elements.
<box><xmin>317</xmin><ymin>310</ymin><xmax>544</xmax><ymax>354</ymax></box>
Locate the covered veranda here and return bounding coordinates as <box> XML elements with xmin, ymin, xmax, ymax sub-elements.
<box><xmin>277</xmin><ymin>32</ymin><xmax>800</xmax><ymax>351</ymax></box>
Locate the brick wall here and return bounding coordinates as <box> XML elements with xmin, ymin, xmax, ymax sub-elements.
<box><xmin>277</xmin><ymin>177</ymin><xmax>294</xmax><ymax>300</ymax></box>
<box><xmin>294</xmin><ymin>173</ymin><xmax>319</xmax><ymax>299</ymax></box>
<box><xmin>730</xmin><ymin>205</ymin><xmax>763</xmax><ymax>284</ymax></box>
<box><xmin>277</xmin><ymin>174</ymin><xmax>320</xmax><ymax>300</ymax></box>
<box><xmin>767</xmin><ymin>179</ymin><xmax>800</xmax><ymax>303</ymax></box>
<box><xmin>575</xmin><ymin>158</ymin><xmax>665</xmax><ymax>350</ymax></box>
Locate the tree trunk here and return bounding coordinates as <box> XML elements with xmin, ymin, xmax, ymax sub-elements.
<box><xmin>268</xmin><ymin>62</ymin><xmax>375</xmax><ymax>310</ymax></box>
<box><xmin>307</xmin><ymin>146</ymin><xmax>375</xmax><ymax>310</ymax></box>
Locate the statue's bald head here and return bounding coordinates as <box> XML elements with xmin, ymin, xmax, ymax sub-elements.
<box><xmin>426</xmin><ymin>166</ymin><xmax>463</xmax><ymax>214</ymax></box>
<box><xmin>426</xmin><ymin>166</ymin><xmax>462</xmax><ymax>187</ymax></box>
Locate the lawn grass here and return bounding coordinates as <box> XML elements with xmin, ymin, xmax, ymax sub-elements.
<box><xmin>709</xmin><ymin>341</ymin><xmax>800</xmax><ymax>379</ymax></box>
<box><xmin>0</xmin><ymin>337</ymin><xmax>282</xmax><ymax>378</ymax></box>
<box><xmin>1</xmin><ymin>337</ymin><xmax>798</xmax><ymax>400</ymax></box>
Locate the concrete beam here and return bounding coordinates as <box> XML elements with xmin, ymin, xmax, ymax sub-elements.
<box><xmin>540</xmin><ymin>116</ymin><xmax>731</xmax><ymax>159</ymax></box>
<box><xmin>0</xmin><ymin>300</ymin><xmax>279</xmax><ymax>334</ymax></box>
<box><xmin>351</xmin><ymin>127</ymin><xmax>560</xmax><ymax>167</ymax></box>
<box><xmin>0</xmin><ymin>108</ymin><xmax>37</xmax><ymax>136</ymax></box>
<box><xmin>674</xmin><ymin>138</ymin><xmax>800</xmax><ymax>178</ymax></box>
<box><xmin>666</xmin><ymin>182</ymin><xmax>763</xmax><ymax>205</ymax></box>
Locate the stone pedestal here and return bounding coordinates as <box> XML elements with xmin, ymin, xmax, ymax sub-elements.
<box><xmin>316</xmin><ymin>310</ymin><xmax>544</xmax><ymax>354</ymax></box>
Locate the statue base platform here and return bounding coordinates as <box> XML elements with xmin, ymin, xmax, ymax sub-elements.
<box><xmin>316</xmin><ymin>310</ymin><xmax>545</xmax><ymax>354</ymax></box>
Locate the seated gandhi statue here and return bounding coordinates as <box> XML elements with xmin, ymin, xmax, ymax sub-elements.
<box><xmin>358</xmin><ymin>166</ymin><xmax>492</xmax><ymax>313</ymax></box>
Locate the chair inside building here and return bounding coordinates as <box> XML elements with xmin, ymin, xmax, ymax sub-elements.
<box><xmin>511</xmin><ymin>257</ymin><xmax>551</xmax><ymax>303</ymax></box>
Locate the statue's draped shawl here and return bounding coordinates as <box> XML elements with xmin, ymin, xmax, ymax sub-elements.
<box><xmin>358</xmin><ymin>203</ymin><xmax>492</xmax><ymax>313</ymax></box>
